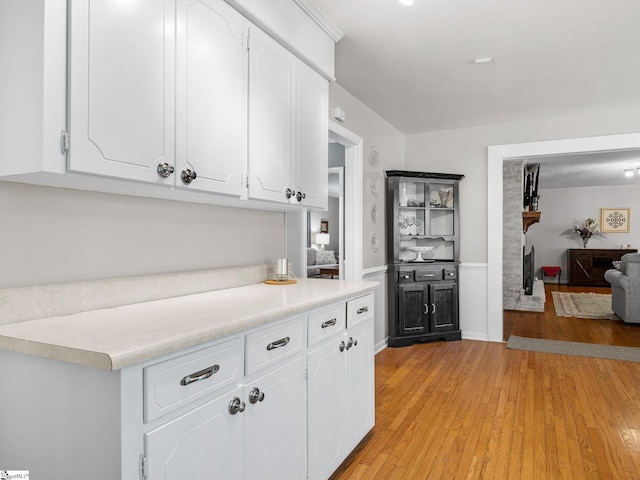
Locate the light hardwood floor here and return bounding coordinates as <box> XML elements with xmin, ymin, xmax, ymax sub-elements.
<box><xmin>329</xmin><ymin>284</ymin><xmax>640</xmax><ymax>479</ymax></box>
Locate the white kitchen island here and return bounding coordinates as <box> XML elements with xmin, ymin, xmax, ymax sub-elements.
<box><xmin>0</xmin><ymin>270</ymin><xmax>376</xmax><ymax>480</ymax></box>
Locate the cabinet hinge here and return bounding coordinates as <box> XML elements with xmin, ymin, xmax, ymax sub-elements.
<box><xmin>304</xmin><ymin>366</ymin><xmax>308</xmax><ymax>381</ymax></box>
<box><xmin>242</xmin><ymin>173</ymin><xmax>249</xmax><ymax>189</ymax></box>
<box><xmin>138</xmin><ymin>454</ymin><xmax>147</xmax><ymax>480</ymax></box>
<box><xmin>60</xmin><ymin>130</ymin><xmax>69</xmax><ymax>154</ymax></box>
<box><xmin>245</xmin><ymin>30</ymin><xmax>250</xmax><ymax>51</ymax></box>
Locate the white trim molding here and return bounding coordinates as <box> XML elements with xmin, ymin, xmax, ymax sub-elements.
<box><xmin>329</xmin><ymin>120</ymin><xmax>364</xmax><ymax>282</ymax></box>
<box><xmin>361</xmin><ymin>264</ymin><xmax>388</xmax><ymax>354</ymax></box>
<box><xmin>459</xmin><ymin>262</ymin><xmax>489</xmax><ymax>341</ymax></box>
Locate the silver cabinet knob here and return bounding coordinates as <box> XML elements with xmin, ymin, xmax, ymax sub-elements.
<box><xmin>181</xmin><ymin>168</ymin><xmax>197</xmax><ymax>185</ymax></box>
<box><xmin>157</xmin><ymin>162</ymin><xmax>175</xmax><ymax>178</ymax></box>
<box><xmin>296</xmin><ymin>191</ymin><xmax>306</xmax><ymax>202</ymax></box>
<box><xmin>285</xmin><ymin>188</ymin><xmax>296</xmax><ymax>199</ymax></box>
<box><xmin>249</xmin><ymin>387</ymin><xmax>265</xmax><ymax>404</ymax></box>
<box><xmin>228</xmin><ymin>397</ymin><xmax>246</xmax><ymax>415</ymax></box>
<box><xmin>339</xmin><ymin>340</ymin><xmax>347</xmax><ymax>352</ymax></box>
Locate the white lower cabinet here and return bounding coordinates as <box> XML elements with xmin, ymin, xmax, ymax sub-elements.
<box><xmin>244</xmin><ymin>355</ymin><xmax>307</xmax><ymax>480</ymax></box>
<box><xmin>145</xmin><ymin>354</ymin><xmax>306</xmax><ymax>480</ymax></box>
<box><xmin>0</xmin><ymin>292</ymin><xmax>374</xmax><ymax>480</ymax></box>
<box><xmin>307</xmin><ymin>296</ymin><xmax>375</xmax><ymax>480</ymax></box>
<box><xmin>307</xmin><ymin>331</ymin><xmax>348</xmax><ymax>480</ymax></box>
<box><xmin>145</xmin><ymin>385</ymin><xmax>245</xmax><ymax>479</ymax></box>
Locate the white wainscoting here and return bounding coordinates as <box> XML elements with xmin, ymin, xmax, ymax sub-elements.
<box><xmin>459</xmin><ymin>263</ymin><xmax>489</xmax><ymax>341</ymax></box>
<box><xmin>362</xmin><ymin>265</ymin><xmax>388</xmax><ymax>354</ymax></box>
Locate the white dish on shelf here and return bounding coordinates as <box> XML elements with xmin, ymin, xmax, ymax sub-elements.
<box><xmin>407</xmin><ymin>246</ymin><xmax>434</xmax><ymax>262</ymax></box>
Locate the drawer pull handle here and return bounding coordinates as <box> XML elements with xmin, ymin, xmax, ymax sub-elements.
<box><xmin>357</xmin><ymin>306</ymin><xmax>369</xmax><ymax>314</ymax></box>
<box><xmin>321</xmin><ymin>318</ymin><xmax>337</xmax><ymax>328</ymax></box>
<box><xmin>180</xmin><ymin>364</ymin><xmax>219</xmax><ymax>386</ymax></box>
<box><xmin>266</xmin><ymin>336</ymin><xmax>290</xmax><ymax>351</ymax></box>
<box><xmin>423</xmin><ymin>274</ymin><xmax>435</xmax><ymax>278</ymax></box>
<box><xmin>447</xmin><ymin>272</ymin><xmax>455</xmax><ymax>276</ymax></box>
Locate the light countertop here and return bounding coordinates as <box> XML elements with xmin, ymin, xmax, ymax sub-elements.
<box><xmin>0</xmin><ymin>278</ymin><xmax>376</xmax><ymax>371</ymax></box>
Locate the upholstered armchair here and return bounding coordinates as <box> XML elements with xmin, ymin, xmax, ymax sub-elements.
<box><xmin>604</xmin><ymin>253</ymin><xmax>640</xmax><ymax>324</ymax></box>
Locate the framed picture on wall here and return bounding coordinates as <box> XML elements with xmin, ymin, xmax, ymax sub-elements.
<box><xmin>320</xmin><ymin>219</ymin><xmax>329</xmax><ymax>233</ymax></box>
<box><xmin>601</xmin><ymin>208</ymin><xmax>631</xmax><ymax>233</ymax></box>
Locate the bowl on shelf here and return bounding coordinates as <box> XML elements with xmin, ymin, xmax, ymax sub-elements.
<box><xmin>407</xmin><ymin>246</ymin><xmax>434</xmax><ymax>262</ymax></box>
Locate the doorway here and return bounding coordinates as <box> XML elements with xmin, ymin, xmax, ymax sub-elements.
<box><xmin>307</xmin><ymin>166</ymin><xmax>344</xmax><ymax>279</ymax></box>
<box><xmin>487</xmin><ymin>132</ymin><xmax>640</xmax><ymax>342</ymax></box>
<box><xmin>288</xmin><ymin>121</ymin><xmax>363</xmax><ymax>281</ymax></box>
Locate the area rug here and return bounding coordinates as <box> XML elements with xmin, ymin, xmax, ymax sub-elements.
<box><xmin>507</xmin><ymin>336</ymin><xmax>640</xmax><ymax>363</ymax></box>
<box><xmin>551</xmin><ymin>291</ymin><xmax>618</xmax><ymax>320</ymax></box>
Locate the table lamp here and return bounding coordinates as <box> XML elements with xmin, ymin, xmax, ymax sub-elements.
<box><xmin>315</xmin><ymin>233</ymin><xmax>330</xmax><ymax>251</ymax></box>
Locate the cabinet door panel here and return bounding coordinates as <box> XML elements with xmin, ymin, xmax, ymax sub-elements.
<box><xmin>248</xmin><ymin>27</ymin><xmax>294</xmax><ymax>202</ymax></box>
<box><xmin>176</xmin><ymin>0</ymin><xmax>247</xmax><ymax>195</ymax></box>
<box><xmin>245</xmin><ymin>355</ymin><xmax>306</xmax><ymax>480</ymax></box>
<box><xmin>69</xmin><ymin>0</ymin><xmax>175</xmax><ymax>183</ymax></box>
<box><xmin>307</xmin><ymin>338</ymin><xmax>347</xmax><ymax>480</ymax></box>
<box><xmin>294</xmin><ymin>61</ymin><xmax>327</xmax><ymax>209</ymax></box>
<box><xmin>398</xmin><ymin>284</ymin><xmax>428</xmax><ymax>335</ymax></box>
<box><xmin>570</xmin><ymin>252</ymin><xmax>593</xmax><ymax>285</ymax></box>
<box><xmin>145</xmin><ymin>386</ymin><xmax>244</xmax><ymax>480</ymax></box>
<box><xmin>346</xmin><ymin>320</ymin><xmax>375</xmax><ymax>449</ymax></box>
<box><xmin>430</xmin><ymin>283</ymin><xmax>458</xmax><ymax>332</ymax></box>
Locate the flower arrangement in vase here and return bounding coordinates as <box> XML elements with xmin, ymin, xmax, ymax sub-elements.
<box><xmin>573</xmin><ymin>218</ymin><xmax>601</xmax><ymax>248</ymax></box>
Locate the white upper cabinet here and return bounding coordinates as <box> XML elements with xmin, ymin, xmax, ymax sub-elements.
<box><xmin>248</xmin><ymin>27</ymin><xmax>295</xmax><ymax>204</ymax></box>
<box><xmin>175</xmin><ymin>0</ymin><xmax>248</xmax><ymax>196</ymax></box>
<box><xmin>68</xmin><ymin>0</ymin><xmax>176</xmax><ymax>184</ymax></box>
<box><xmin>294</xmin><ymin>61</ymin><xmax>328</xmax><ymax>209</ymax></box>
<box><xmin>2</xmin><ymin>0</ymin><xmax>335</xmax><ymax>210</ymax></box>
<box><xmin>248</xmin><ymin>27</ymin><xmax>328</xmax><ymax>208</ymax></box>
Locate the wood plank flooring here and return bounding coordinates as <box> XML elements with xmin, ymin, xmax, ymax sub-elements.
<box><xmin>504</xmin><ymin>283</ymin><xmax>640</xmax><ymax>347</ymax></box>
<box><xmin>329</xmin><ymin>284</ymin><xmax>640</xmax><ymax>479</ymax></box>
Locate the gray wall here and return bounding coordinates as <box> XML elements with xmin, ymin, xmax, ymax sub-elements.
<box><xmin>0</xmin><ymin>181</ymin><xmax>284</xmax><ymax>288</ymax></box>
<box><xmin>526</xmin><ymin>184</ymin><xmax>640</xmax><ymax>283</ymax></box>
<box><xmin>404</xmin><ymin>101</ymin><xmax>640</xmax><ymax>264</ymax></box>
<box><xmin>328</xmin><ymin>83</ymin><xmax>405</xmax><ymax>269</ymax></box>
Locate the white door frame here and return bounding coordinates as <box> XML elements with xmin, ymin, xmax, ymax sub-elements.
<box><xmin>328</xmin><ymin>166</ymin><xmax>345</xmax><ymax>279</ymax></box>
<box><xmin>328</xmin><ymin>121</ymin><xmax>363</xmax><ymax>281</ymax></box>
<box><xmin>487</xmin><ymin>132</ymin><xmax>640</xmax><ymax>342</ymax></box>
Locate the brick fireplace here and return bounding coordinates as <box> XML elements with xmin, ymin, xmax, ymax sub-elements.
<box><xmin>503</xmin><ymin>160</ymin><xmax>544</xmax><ymax>312</ymax></box>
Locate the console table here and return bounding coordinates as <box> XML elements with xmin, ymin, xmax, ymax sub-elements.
<box><xmin>567</xmin><ymin>248</ymin><xmax>637</xmax><ymax>286</ymax></box>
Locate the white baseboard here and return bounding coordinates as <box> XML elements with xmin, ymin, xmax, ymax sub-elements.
<box><xmin>374</xmin><ymin>338</ymin><xmax>388</xmax><ymax>354</ymax></box>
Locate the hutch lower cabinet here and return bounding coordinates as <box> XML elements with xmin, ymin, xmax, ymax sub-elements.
<box><xmin>390</xmin><ymin>265</ymin><xmax>460</xmax><ymax>346</ymax></box>
<box><xmin>386</xmin><ymin>171</ymin><xmax>464</xmax><ymax>347</ymax></box>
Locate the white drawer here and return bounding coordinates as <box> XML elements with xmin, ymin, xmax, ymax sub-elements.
<box><xmin>245</xmin><ymin>316</ymin><xmax>305</xmax><ymax>375</ymax></box>
<box><xmin>308</xmin><ymin>302</ymin><xmax>346</xmax><ymax>346</ymax></box>
<box><xmin>144</xmin><ymin>337</ymin><xmax>243</xmax><ymax>423</ymax></box>
<box><xmin>347</xmin><ymin>294</ymin><xmax>374</xmax><ymax>328</ymax></box>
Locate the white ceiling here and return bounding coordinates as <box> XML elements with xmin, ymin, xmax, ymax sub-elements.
<box><xmin>312</xmin><ymin>0</ymin><xmax>640</xmax><ymax>188</ymax></box>
<box><xmin>524</xmin><ymin>148</ymin><xmax>640</xmax><ymax>189</ymax></box>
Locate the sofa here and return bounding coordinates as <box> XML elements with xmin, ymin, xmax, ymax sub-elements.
<box><xmin>604</xmin><ymin>253</ymin><xmax>640</xmax><ymax>323</ymax></box>
<box><xmin>306</xmin><ymin>248</ymin><xmax>339</xmax><ymax>278</ymax></box>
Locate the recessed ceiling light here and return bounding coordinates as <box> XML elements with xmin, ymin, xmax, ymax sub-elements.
<box><xmin>625</xmin><ymin>169</ymin><xmax>634</xmax><ymax>177</ymax></box>
<box><xmin>399</xmin><ymin>0</ymin><xmax>414</xmax><ymax>6</ymax></box>
<box><xmin>475</xmin><ymin>57</ymin><xmax>493</xmax><ymax>65</ymax></box>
